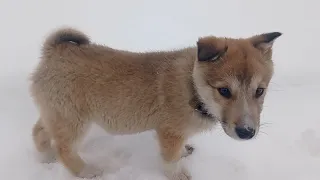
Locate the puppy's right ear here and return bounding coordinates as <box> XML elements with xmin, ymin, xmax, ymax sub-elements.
<box><xmin>197</xmin><ymin>37</ymin><xmax>228</xmax><ymax>62</ymax></box>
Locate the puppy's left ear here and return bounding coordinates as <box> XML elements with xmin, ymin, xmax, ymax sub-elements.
<box><xmin>249</xmin><ymin>32</ymin><xmax>282</xmax><ymax>53</ymax></box>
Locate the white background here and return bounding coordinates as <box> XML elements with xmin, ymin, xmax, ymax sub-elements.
<box><xmin>0</xmin><ymin>0</ymin><xmax>319</xmax><ymax>179</ymax></box>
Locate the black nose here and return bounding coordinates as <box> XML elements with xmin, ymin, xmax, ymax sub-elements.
<box><xmin>235</xmin><ymin>127</ymin><xmax>255</xmax><ymax>140</ymax></box>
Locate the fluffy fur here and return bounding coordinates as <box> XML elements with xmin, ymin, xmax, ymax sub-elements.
<box><xmin>30</xmin><ymin>27</ymin><xmax>282</xmax><ymax>180</ymax></box>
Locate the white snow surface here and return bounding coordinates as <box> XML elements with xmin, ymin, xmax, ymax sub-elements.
<box><xmin>0</xmin><ymin>0</ymin><xmax>320</xmax><ymax>179</ymax></box>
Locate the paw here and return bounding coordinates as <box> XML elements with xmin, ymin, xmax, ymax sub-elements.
<box><xmin>78</xmin><ymin>165</ymin><xmax>103</xmax><ymax>179</ymax></box>
<box><xmin>163</xmin><ymin>161</ymin><xmax>191</xmax><ymax>180</ymax></box>
<box><xmin>165</xmin><ymin>168</ymin><xmax>191</xmax><ymax>180</ymax></box>
<box><xmin>181</xmin><ymin>144</ymin><xmax>195</xmax><ymax>158</ymax></box>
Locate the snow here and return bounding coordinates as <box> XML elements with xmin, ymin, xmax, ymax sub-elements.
<box><xmin>0</xmin><ymin>0</ymin><xmax>319</xmax><ymax>179</ymax></box>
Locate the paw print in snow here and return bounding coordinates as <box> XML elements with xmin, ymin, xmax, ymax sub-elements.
<box><xmin>298</xmin><ymin>129</ymin><xmax>320</xmax><ymax>157</ymax></box>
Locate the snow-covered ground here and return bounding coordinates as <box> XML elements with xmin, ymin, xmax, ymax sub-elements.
<box><xmin>0</xmin><ymin>0</ymin><xmax>319</xmax><ymax>179</ymax></box>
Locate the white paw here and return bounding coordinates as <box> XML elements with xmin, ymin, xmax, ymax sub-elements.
<box><xmin>165</xmin><ymin>168</ymin><xmax>191</xmax><ymax>180</ymax></box>
<box><xmin>163</xmin><ymin>161</ymin><xmax>191</xmax><ymax>180</ymax></box>
<box><xmin>78</xmin><ymin>165</ymin><xmax>103</xmax><ymax>179</ymax></box>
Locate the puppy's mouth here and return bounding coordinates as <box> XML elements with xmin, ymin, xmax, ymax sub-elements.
<box><xmin>220</xmin><ymin>119</ymin><xmax>258</xmax><ymax>140</ymax></box>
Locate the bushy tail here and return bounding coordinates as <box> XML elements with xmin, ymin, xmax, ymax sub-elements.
<box><xmin>42</xmin><ymin>27</ymin><xmax>90</xmax><ymax>51</ymax></box>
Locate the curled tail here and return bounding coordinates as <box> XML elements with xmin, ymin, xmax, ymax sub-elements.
<box><xmin>42</xmin><ymin>27</ymin><xmax>90</xmax><ymax>51</ymax></box>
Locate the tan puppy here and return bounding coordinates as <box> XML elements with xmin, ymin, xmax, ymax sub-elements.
<box><xmin>30</xmin><ymin>27</ymin><xmax>282</xmax><ymax>180</ymax></box>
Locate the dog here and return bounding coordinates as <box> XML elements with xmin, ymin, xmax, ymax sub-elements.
<box><xmin>30</xmin><ymin>27</ymin><xmax>282</xmax><ymax>180</ymax></box>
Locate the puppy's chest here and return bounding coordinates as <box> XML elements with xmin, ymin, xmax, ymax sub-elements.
<box><xmin>183</xmin><ymin>96</ymin><xmax>219</xmax><ymax>134</ymax></box>
<box><xmin>186</xmin><ymin>111</ymin><xmax>218</xmax><ymax>135</ymax></box>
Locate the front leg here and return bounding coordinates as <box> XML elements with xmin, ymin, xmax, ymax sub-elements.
<box><xmin>157</xmin><ymin>128</ymin><xmax>192</xmax><ymax>180</ymax></box>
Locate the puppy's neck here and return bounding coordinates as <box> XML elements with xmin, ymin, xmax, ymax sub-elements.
<box><xmin>189</xmin><ymin>80</ymin><xmax>215</xmax><ymax>119</ymax></box>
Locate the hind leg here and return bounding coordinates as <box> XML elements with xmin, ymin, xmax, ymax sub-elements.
<box><xmin>47</xmin><ymin>113</ymin><xmax>103</xmax><ymax>178</ymax></box>
<box><xmin>32</xmin><ymin>117</ymin><xmax>56</xmax><ymax>163</ymax></box>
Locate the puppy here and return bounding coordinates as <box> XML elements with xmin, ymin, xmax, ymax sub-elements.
<box><xmin>30</xmin><ymin>27</ymin><xmax>282</xmax><ymax>179</ymax></box>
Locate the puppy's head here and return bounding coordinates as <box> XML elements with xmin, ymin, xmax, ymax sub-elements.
<box><xmin>192</xmin><ymin>32</ymin><xmax>282</xmax><ymax>140</ymax></box>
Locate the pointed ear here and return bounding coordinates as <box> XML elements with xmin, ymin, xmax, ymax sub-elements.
<box><xmin>197</xmin><ymin>38</ymin><xmax>228</xmax><ymax>62</ymax></box>
<box><xmin>249</xmin><ymin>32</ymin><xmax>282</xmax><ymax>53</ymax></box>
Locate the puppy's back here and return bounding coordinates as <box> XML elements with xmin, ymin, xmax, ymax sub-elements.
<box><xmin>29</xmin><ymin>28</ymin><xmax>180</xmax><ymax>122</ymax></box>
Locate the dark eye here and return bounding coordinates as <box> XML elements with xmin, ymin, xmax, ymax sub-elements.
<box><xmin>217</xmin><ymin>88</ymin><xmax>232</xmax><ymax>99</ymax></box>
<box><xmin>255</xmin><ymin>88</ymin><xmax>265</xmax><ymax>98</ymax></box>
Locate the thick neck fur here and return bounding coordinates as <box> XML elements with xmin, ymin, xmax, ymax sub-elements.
<box><xmin>154</xmin><ymin>47</ymin><xmax>198</xmax><ymax>107</ymax></box>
